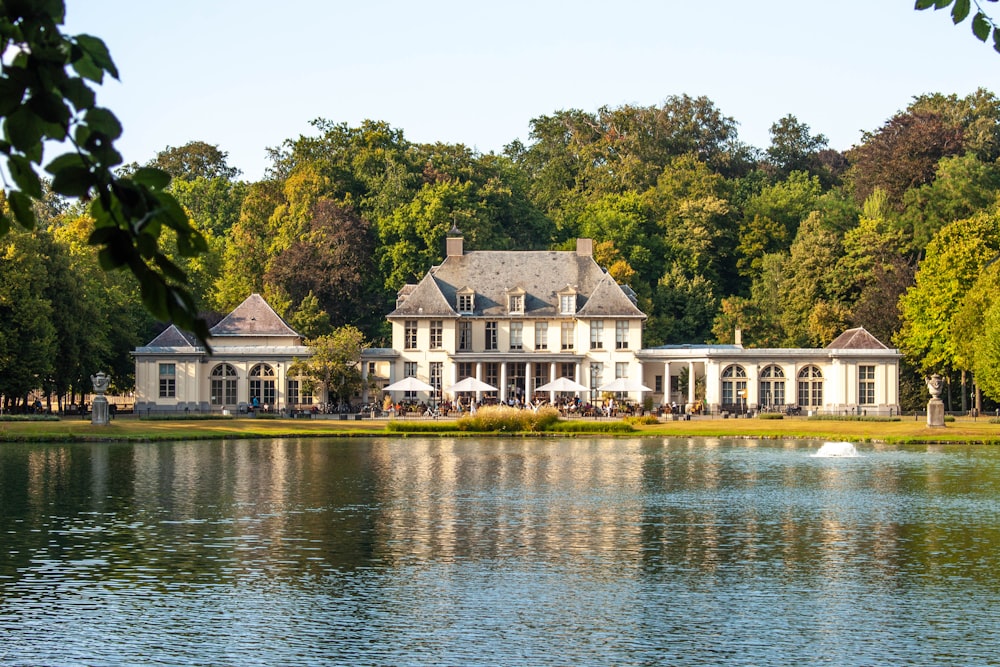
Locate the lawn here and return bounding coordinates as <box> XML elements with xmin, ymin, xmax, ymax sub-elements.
<box><xmin>1</xmin><ymin>414</ymin><xmax>999</xmax><ymax>444</ymax></box>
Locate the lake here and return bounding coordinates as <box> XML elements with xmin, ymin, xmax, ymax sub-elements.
<box><xmin>2</xmin><ymin>437</ymin><xmax>999</xmax><ymax>666</ymax></box>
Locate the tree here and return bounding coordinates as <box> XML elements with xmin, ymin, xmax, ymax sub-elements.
<box><xmin>766</xmin><ymin>115</ymin><xmax>829</xmax><ymax>180</ymax></box>
<box><xmin>0</xmin><ymin>229</ymin><xmax>56</xmax><ymax>407</ymax></box>
<box><xmin>264</xmin><ymin>199</ymin><xmax>379</xmax><ymax>333</ymax></box>
<box><xmin>846</xmin><ymin>110</ymin><xmax>964</xmax><ymax>210</ymax></box>
<box><xmin>896</xmin><ymin>209</ymin><xmax>1000</xmax><ymax>374</ymax></box>
<box><xmin>289</xmin><ymin>325</ymin><xmax>369</xmax><ymax>406</ymax></box>
<box><xmin>736</xmin><ymin>171</ymin><xmax>823</xmax><ymax>281</ymax></box>
<box><xmin>150</xmin><ymin>141</ymin><xmax>241</xmax><ymax>182</ymax></box>
<box><xmin>916</xmin><ymin>0</ymin><xmax>1000</xmax><ymax>53</ymax></box>
<box><xmin>0</xmin><ymin>2</ymin><xmax>209</xmax><ymax>343</ymax></box>
<box><xmin>778</xmin><ymin>211</ymin><xmax>844</xmax><ymax>346</ymax></box>
<box><xmin>898</xmin><ymin>153</ymin><xmax>1000</xmax><ymax>250</ymax></box>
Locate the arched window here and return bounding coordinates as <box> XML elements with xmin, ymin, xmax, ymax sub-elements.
<box><xmin>210</xmin><ymin>364</ymin><xmax>238</xmax><ymax>406</ymax></box>
<box><xmin>759</xmin><ymin>365</ymin><xmax>785</xmax><ymax>409</ymax></box>
<box><xmin>797</xmin><ymin>365</ymin><xmax>824</xmax><ymax>408</ymax></box>
<box><xmin>249</xmin><ymin>364</ymin><xmax>276</xmax><ymax>408</ymax></box>
<box><xmin>721</xmin><ymin>365</ymin><xmax>747</xmax><ymax>407</ymax></box>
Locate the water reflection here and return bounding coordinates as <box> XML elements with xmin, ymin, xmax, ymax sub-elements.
<box><xmin>2</xmin><ymin>438</ymin><xmax>1000</xmax><ymax>665</ymax></box>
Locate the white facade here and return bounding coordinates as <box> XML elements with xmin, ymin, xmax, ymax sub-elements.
<box><xmin>382</xmin><ymin>237</ymin><xmax>647</xmax><ymax>406</ymax></box>
<box><xmin>133</xmin><ymin>294</ymin><xmax>312</xmax><ymax>414</ymax></box>
<box><xmin>134</xmin><ymin>246</ymin><xmax>902</xmax><ymax>417</ymax></box>
<box><xmin>637</xmin><ymin>329</ymin><xmax>901</xmax><ymax>415</ymax></box>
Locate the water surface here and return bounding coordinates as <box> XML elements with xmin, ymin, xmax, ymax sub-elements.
<box><xmin>2</xmin><ymin>438</ymin><xmax>999</xmax><ymax>666</ymax></box>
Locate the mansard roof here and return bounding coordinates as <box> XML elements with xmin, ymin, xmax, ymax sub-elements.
<box><xmin>389</xmin><ymin>246</ymin><xmax>645</xmax><ymax>319</ymax></box>
<box><xmin>826</xmin><ymin>327</ymin><xmax>889</xmax><ymax>350</ymax></box>
<box><xmin>210</xmin><ymin>293</ymin><xmax>299</xmax><ymax>337</ymax></box>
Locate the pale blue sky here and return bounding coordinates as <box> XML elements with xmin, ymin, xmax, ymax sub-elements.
<box><xmin>64</xmin><ymin>1</ymin><xmax>998</xmax><ymax>181</ymax></box>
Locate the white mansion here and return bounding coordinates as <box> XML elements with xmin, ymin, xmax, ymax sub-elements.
<box><xmin>133</xmin><ymin>236</ymin><xmax>901</xmax><ymax>416</ymax></box>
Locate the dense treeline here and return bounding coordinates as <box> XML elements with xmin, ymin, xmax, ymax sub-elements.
<box><xmin>5</xmin><ymin>90</ymin><xmax>1000</xmax><ymax>412</ymax></box>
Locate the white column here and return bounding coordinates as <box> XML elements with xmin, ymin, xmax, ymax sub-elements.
<box><xmin>526</xmin><ymin>362</ymin><xmax>533</xmax><ymax>403</ymax></box>
<box><xmin>688</xmin><ymin>361</ymin><xmax>696</xmax><ymax>406</ymax></box>
<box><xmin>476</xmin><ymin>361</ymin><xmax>483</xmax><ymax>403</ymax></box>
<box><xmin>500</xmin><ymin>362</ymin><xmax>508</xmax><ymax>403</ymax></box>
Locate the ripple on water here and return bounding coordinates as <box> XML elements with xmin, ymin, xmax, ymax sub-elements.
<box><xmin>2</xmin><ymin>438</ymin><xmax>1000</xmax><ymax>666</ymax></box>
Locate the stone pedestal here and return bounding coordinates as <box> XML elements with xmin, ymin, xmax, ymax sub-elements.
<box><xmin>927</xmin><ymin>398</ymin><xmax>945</xmax><ymax>428</ymax></box>
<box><xmin>91</xmin><ymin>395</ymin><xmax>109</xmax><ymax>425</ymax></box>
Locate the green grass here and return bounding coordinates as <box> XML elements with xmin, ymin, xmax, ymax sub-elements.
<box><xmin>2</xmin><ymin>413</ymin><xmax>999</xmax><ymax>444</ymax></box>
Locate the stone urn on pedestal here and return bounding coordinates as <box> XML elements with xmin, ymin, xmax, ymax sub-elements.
<box><xmin>91</xmin><ymin>371</ymin><xmax>110</xmax><ymax>426</ymax></box>
<box><xmin>926</xmin><ymin>374</ymin><xmax>945</xmax><ymax>428</ymax></box>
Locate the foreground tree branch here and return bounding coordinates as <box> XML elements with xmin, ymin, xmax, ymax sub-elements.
<box><xmin>0</xmin><ymin>0</ymin><xmax>210</xmax><ymax>346</ymax></box>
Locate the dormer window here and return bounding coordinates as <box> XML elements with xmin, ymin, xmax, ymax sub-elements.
<box><xmin>559</xmin><ymin>288</ymin><xmax>577</xmax><ymax>315</ymax></box>
<box><xmin>507</xmin><ymin>287</ymin><xmax>526</xmax><ymax>315</ymax></box>
<box><xmin>457</xmin><ymin>288</ymin><xmax>475</xmax><ymax>314</ymax></box>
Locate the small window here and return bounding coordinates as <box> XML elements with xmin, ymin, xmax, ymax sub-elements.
<box><xmin>535</xmin><ymin>322</ymin><xmax>548</xmax><ymax>350</ymax></box>
<box><xmin>430</xmin><ymin>320</ymin><xmax>443</xmax><ymax>349</ymax></box>
<box><xmin>615</xmin><ymin>320</ymin><xmax>629</xmax><ymax>349</ymax></box>
<box><xmin>458</xmin><ymin>320</ymin><xmax>472</xmax><ymax>351</ymax></box>
<box><xmin>859</xmin><ymin>365</ymin><xmax>876</xmax><ymax>405</ymax></box>
<box><xmin>486</xmin><ymin>321</ymin><xmax>498</xmax><ymax>350</ymax></box>
<box><xmin>457</xmin><ymin>291</ymin><xmax>475</xmax><ymax>313</ymax></box>
<box><xmin>561</xmin><ymin>322</ymin><xmax>574</xmax><ymax>350</ymax></box>
<box><xmin>510</xmin><ymin>321</ymin><xmax>523</xmax><ymax>350</ymax></box>
<box><xmin>509</xmin><ymin>294</ymin><xmax>524</xmax><ymax>315</ymax></box>
<box><xmin>590</xmin><ymin>320</ymin><xmax>604</xmax><ymax>349</ymax></box>
<box><xmin>158</xmin><ymin>363</ymin><xmax>176</xmax><ymax>398</ymax></box>
<box><xmin>404</xmin><ymin>320</ymin><xmax>417</xmax><ymax>350</ymax></box>
<box><xmin>560</xmin><ymin>293</ymin><xmax>576</xmax><ymax>315</ymax></box>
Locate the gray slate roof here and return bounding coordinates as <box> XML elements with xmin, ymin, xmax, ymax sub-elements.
<box><xmin>826</xmin><ymin>327</ymin><xmax>889</xmax><ymax>350</ymax></box>
<box><xmin>389</xmin><ymin>249</ymin><xmax>645</xmax><ymax>319</ymax></box>
<box><xmin>210</xmin><ymin>293</ymin><xmax>300</xmax><ymax>337</ymax></box>
<box><xmin>147</xmin><ymin>324</ymin><xmax>200</xmax><ymax>348</ymax></box>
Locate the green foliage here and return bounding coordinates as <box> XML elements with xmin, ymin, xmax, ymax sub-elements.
<box><xmin>289</xmin><ymin>325</ymin><xmax>370</xmax><ymax>404</ymax></box>
<box><xmin>140</xmin><ymin>413</ymin><xmax>235</xmax><ymax>421</ymax></box>
<box><xmin>0</xmin><ymin>2</ymin><xmax>210</xmax><ymax>344</ymax></box>
<box><xmin>896</xmin><ymin>209</ymin><xmax>1000</xmax><ymax>374</ymax></box>
<box><xmin>0</xmin><ymin>414</ymin><xmax>60</xmax><ymax>422</ymax></box>
<box><xmin>916</xmin><ymin>0</ymin><xmax>1000</xmax><ymax>53</ymax></box>
<box><xmin>547</xmin><ymin>420</ymin><xmax>635</xmax><ymax>433</ymax></box>
<box><xmin>756</xmin><ymin>413</ymin><xmax>784</xmax><ymax>420</ymax></box>
<box><xmin>806</xmin><ymin>414</ymin><xmax>902</xmax><ymax>422</ymax></box>
<box><xmin>385</xmin><ymin>420</ymin><xmax>457</xmax><ymax>433</ymax></box>
<box><xmin>622</xmin><ymin>414</ymin><xmax>659</xmax><ymax>425</ymax></box>
<box><xmin>455</xmin><ymin>405</ymin><xmax>561</xmax><ymax>432</ymax></box>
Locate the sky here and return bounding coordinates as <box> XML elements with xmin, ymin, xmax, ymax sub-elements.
<box><xmin>62</xmin><ymin>0</ymin><xmax>1000</xmax><ymax>182</ymax></box>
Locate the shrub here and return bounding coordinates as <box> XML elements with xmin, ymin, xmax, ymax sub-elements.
<box><xmin>0</xmin><ymin>414</ymin><xmax>60</xmax><ymax>422</ymax></box>
<box><xmin>757</xmin><ymin>413</ymin><xmax>784</xmax><ymax>420</ymax></box>
<box><xmin>806</xmin><ymin>414</ymin><xmax>901</xmax><ymax>422</ymax></box>
<box><xmin>623</xmin><ymin>415</ymin><xmax>659</xmax><ymax>426</ymax></box>
<box><xmin>385</xmin><ymin>420</ymin><xmax>455</xmax><ymax>433</ymax></box>
<box><xmin>548</xmin><ymin>420</ymin><xmax>634</xmax><ymax>433</ymax></box>
<box><xmin>140</xmin><ymin>413</ymin><xmax>235</xmax><ymax>421</ymax></box>
<box><xmin>457</xmin><ymin>404</ymin><xmax>562</xmax><ymax>432</ymax></box>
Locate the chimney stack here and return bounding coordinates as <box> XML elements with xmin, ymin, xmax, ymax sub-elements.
<box><xmin>576</xmin><ymin>238</ymin><xmax>593</xmax><ymax>257</ymax></box>
<box><xmin>734</xmin><ymin>327</ymin><xmax>743</xmax><ymax>347</ymax></box>
<box><xmin>446</xmin><ymin>222</ymin><xmax>464</xmax><ymax>257</ymax></box>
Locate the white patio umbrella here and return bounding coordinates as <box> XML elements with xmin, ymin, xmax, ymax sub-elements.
<box><xmin>598</xmin><ymin>378</ymin><xmax>653</xmax><ymax>393</ymax></box>
<box><xmin>447</xmin><ymin>377</ymin><xmax>498</xmax><ymax>393</ymax></box>
<box><xmin>535</xmin><ymin>377</ymin><xmax>589</xmax><ymax>393</ymax></box>
<box><xmin>383</xmin><ymin>377</ymin><xmax>435</xmax><ymax>392</ymax></box>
